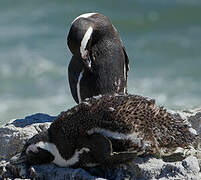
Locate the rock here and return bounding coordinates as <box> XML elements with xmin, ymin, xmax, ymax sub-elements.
<box><xmin>132</xmin><ymin>155</ymin><xmax>200</xmax><ymax>179</ymax></box>
<box><xmin>1</xmin><ymin>162</ymin><xmax>102</xmax><ymax>180</ymax></box>
<box><xmin>0</xmin><ymin>109</ymin><xmax>201</xmax><ymax>180</ymax></box>
<box><xmin>0</xmin><ymin>113</ymin><xmax>56</xmax><ymax>161</ymax></box>
<box><xmin>84</xmin><ymin>155</ymin><xmax>201</xmax><ymax>179</ymax></box>
<box><xmin>170</xmin><ymin>108</ymin><xmax>201</xmax><ymax>140</ymax></box>
<box><xmin>1</xmin><ymin>156</ymin><xmax>200</xmax><ymax>180</ymax></box>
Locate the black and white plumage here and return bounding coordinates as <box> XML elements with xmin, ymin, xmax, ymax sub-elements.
<box><xmin>18</xmin><ymin>94</ymin><xmax>197</xmax><ymax>168</ymax></box>
<box><xmin>67</xmin><ymin>13</ymin><xmax>129</xmax><ymax>103</ymax></box>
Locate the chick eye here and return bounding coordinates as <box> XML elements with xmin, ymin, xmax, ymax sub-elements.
<box><xmin>26</xmin><ymin>144</ymin><xmax>39</xmax><ymax>154</ymax></box>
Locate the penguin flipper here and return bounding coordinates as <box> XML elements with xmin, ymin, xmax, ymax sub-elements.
<box><xmin>77</xmin><ymin>133</ymin><xmax>137</xmax><ymax>167</ymax></box>
<box><xmin>68</xmin><ymin>56</ymin><xmax>83</xmax><ymax>104</ymax></box>
<box><xmin>77</xmin><ymin>133</ymin><xmax>112</xmax><ymax>164</ymax></box>
<box><xmin>87</xmin><ymin>133</ymin><xmax>137</xmax><ymax>166</ymax></box>
<box><xmin>122</xmin><ymin>46</ymin><xmax>130</xmax><ymax>93</ymax></box>
<box><xmin>122</xmin><ymin>46</ymin><xmax>130</xmax><ymax>73</ymax></box>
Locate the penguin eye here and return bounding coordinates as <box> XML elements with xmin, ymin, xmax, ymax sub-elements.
<box><xmin>26</xmin><ymin>144</ymin><xmax>39</xmax><ymax>154</ymax></box>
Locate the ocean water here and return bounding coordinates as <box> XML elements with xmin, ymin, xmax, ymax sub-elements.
<box><xmin>0</xmin><ymin>0</ymin><xmax>201</xmax><ymax>125</ymax></box>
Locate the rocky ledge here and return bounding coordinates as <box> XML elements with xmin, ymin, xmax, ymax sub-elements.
<box><xmin>0</xmin><ymin>109</ymin><xmax>201</xmax><ymax>180</ymax></box>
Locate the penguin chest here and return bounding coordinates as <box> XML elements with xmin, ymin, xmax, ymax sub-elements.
<box><xmin>77</xmin><ymin>70</ymin><xmax>99</xmax><ymax>102</ymax></box>
<box><xmin>77</xmin><ymin>65</ymin><xmax>125</xmax><ymax>102</ymax></box>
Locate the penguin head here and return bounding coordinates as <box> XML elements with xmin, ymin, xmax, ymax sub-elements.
<box><xmin>20</xmin><ymin>131</ymin><xmax>55</xmax><ymax>165</ymax></box>
<box><xmin>67</xmin><ymin>13</ymin><xmax>114</xmax><ymax>69</ymax></box>
<box><xmin>19</xmin><ymin>130</ymin><xmax>77</xmax><ymax>167</ymax></box>
<box><xmin>24</xmin><ymin>141</ymin><xmax>55</xmax><ymax>165</ymax></box>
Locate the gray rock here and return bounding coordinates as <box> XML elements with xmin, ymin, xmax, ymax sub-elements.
<box><xmin>0</xmin><ymin>113</ymin><xmax>56</xmax><ymax>161</ymax></box>
<box><xmin>1</xmin><ymin>155</ymin><xmax>200</xmax><ymax>180</ymax></box>
<box><xmin>170</xmin><ymin>108</ymin><xmax>201</xmax><ymax>139</ymax></box>
<box><xmin>0</xmin><ymin>110</ymin><xmax>201</xmax><ymax>180</ymax></box>
<box><xmin>132</xmin><ymin>155</ymin><xmax>200</xmax><ymax>180</ymax></box>
<box><xmin>1</xmin><ymin>162</ymin><xmax>103</xmax><ymax>180</ymax></box>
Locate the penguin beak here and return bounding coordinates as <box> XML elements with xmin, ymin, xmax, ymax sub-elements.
<box><xmin>86</xmin><ymin>53</ymin><xmax>92</xmax><ymax>69</ymax></box>
<box><xmin>82</xmin><ymin>51</ymin><xmax>92</xmax><ymax>69</ymax></box>
<box><xmin>9</xmin><ymin>153</ymin><xmax>27</xmax><ymax>165</ymax></box>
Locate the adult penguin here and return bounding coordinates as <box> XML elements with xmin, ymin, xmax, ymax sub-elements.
<box><xmin>67</xmin><ymin>13</ymin><xmax>130</xmax><ymax>103</ymax></box>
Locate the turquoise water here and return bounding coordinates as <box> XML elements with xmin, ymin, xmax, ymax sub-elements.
<box><xmin>0</xmin><ymin>0</ymin><xmax>201</xmax><ymax>125</ymax></box>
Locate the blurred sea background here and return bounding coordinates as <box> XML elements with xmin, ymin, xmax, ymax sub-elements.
<box><xmin>0</xmin><ymin>0</ymin><xmax>201</xmax><ymax>126</ymax></box>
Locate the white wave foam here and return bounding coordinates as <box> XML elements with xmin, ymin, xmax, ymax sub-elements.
<box><xmin>0</xmin><ymin>46</ymin><xmax>66</xmax><ymax>78</ymax></box>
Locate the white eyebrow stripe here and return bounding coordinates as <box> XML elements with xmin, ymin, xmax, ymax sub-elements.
<box><xmin>80</xmin><ymin>26</ymin><xmax>93</xmax><ymax>58</ymax></box>
<box><xmin>72</xmin><ymin>13</ymin><xmax>97</xmax><ymax>24</ymax></box>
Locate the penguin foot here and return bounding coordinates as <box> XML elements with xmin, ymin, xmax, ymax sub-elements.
<box><xmin>104</xmin><ymin>151</ymin><xmax>137</xmax><ymax>166</ymax></box>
